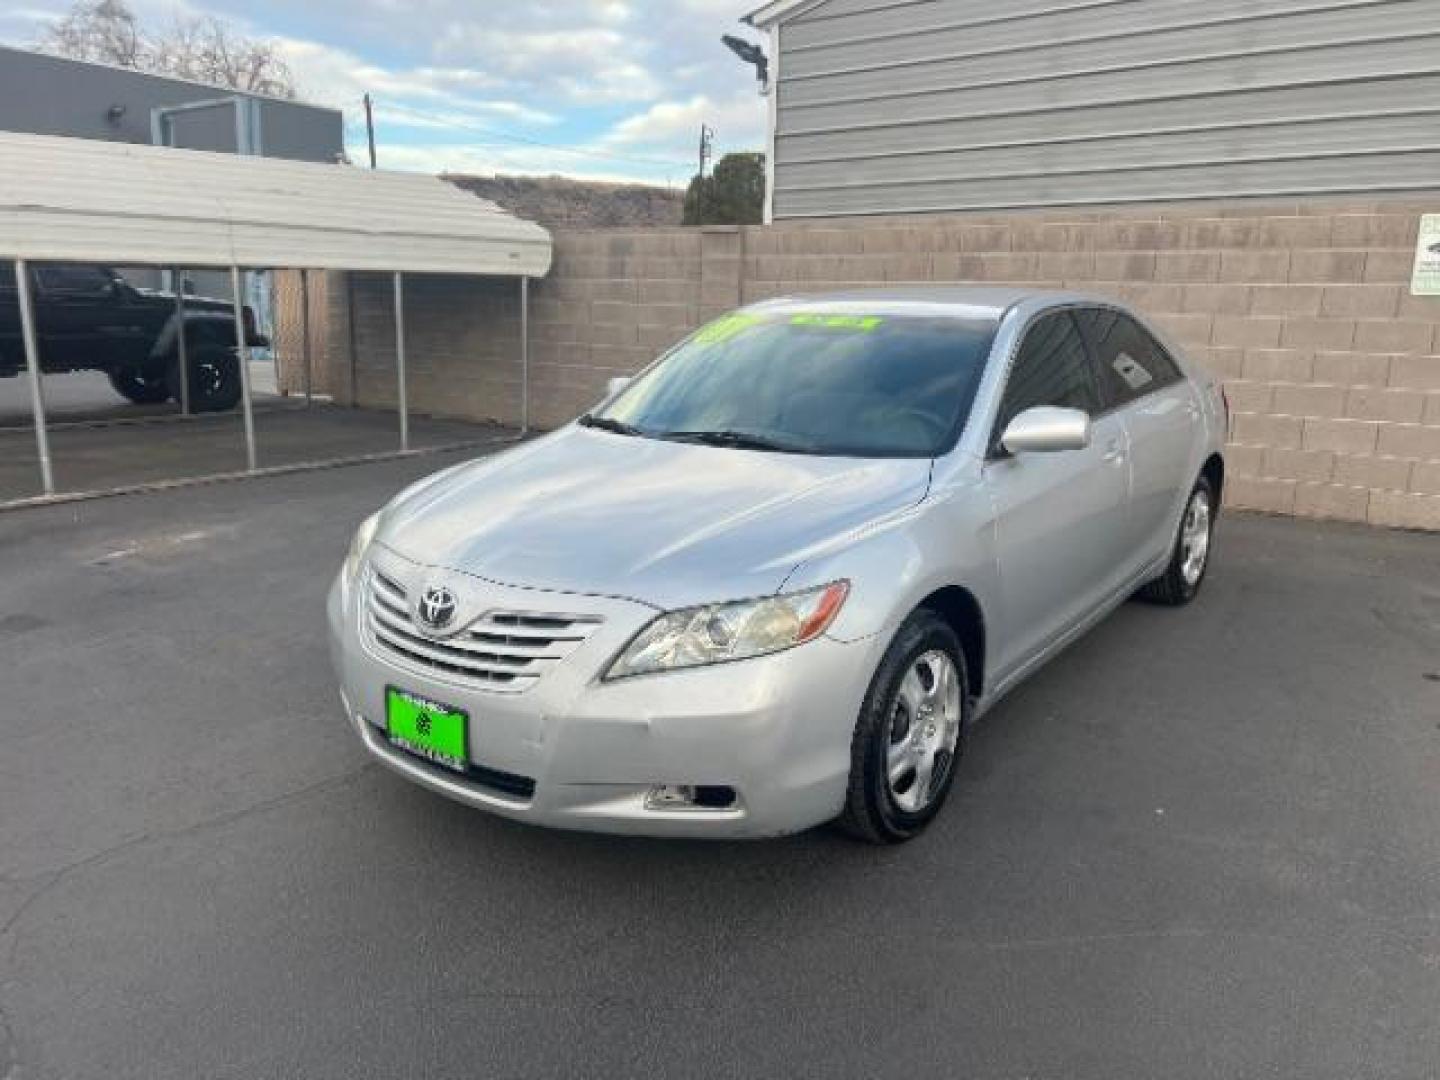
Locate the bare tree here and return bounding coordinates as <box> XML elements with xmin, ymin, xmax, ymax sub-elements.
<box><xmin>37</xmin><ymin>0</ymin><xmax>297</xmax><ymax>98</ymax></box>
<box><xmin>37</xmin><ymin>0</ymin><xmax>143</xmax><ymax>69</ymax></box>
<box><xmin>149</xmin><ymin>14</ymin><xmax>295</xmax><ymax>98</ymax></box>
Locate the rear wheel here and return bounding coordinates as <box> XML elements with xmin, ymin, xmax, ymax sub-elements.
<box><xmin>108</xmin><ymin>366</ymin><xmax>171</xmax><ymax>405</ymax></box>
<box><xmin>837</xmin><ymin>610</ymin><xmax>970</xmax><ymax>844</ymax></box>
<box><xmin>166</xmin><ymin>344</ymin><xmax>241</xmax><ymax>413</ymax></box>
<box><xmin>1137</xmin><ymin>476</ymin><xmax>1215</xmax><ymax>606</ymax></box>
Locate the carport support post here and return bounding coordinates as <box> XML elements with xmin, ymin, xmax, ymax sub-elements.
<box><xmin>14</xmin><ymin>259</ymin><xmax>55</xmax><ymax>496</ymax></box>
<box><xmin>394</xmin><ymin>271</ymin><xmax>409</xmax><ymax>452</ymax></box>
<box><xmin>520</xmin><ymin>275</ymin><xmax>530</xmax><ymax>434</ymax></box>
<box><xmin>174</xmin><ymin>268</ymin><xmax>190</xmax><ymax>415</ymax></box>
<box><xmin>300</xmin><ymin>269</ymin><xmax>313</xmax><ymax>407</ymax></box>
<box><xmin>230</xmin><ymin>265</ymin><xmax>258</xmax><ymax>471</ymax></box>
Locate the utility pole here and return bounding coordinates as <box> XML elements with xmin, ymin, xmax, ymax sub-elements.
<box><xmin>697</xmin><ymin>123</ymin><xmax>714</xmax><ymax>181</ymax></box>
<box><xmin>363</xmin><ymin>93</ymin><xmax>377</xmax><ymax>169</ymax></box>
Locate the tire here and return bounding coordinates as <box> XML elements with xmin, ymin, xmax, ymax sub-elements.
<box><xmin>1136</xmin><ymin>475</ymin><xmax>1216</xmax><ymax>606</ymax></box>
<box><xmin>837</xmin><ymin>610</ymin><xmax>971</xmax><ymax>844</ymax></box>
<box><xmin>166</xmin><ymin>343</ymin><xmax>241</xmax><ymax>413</ymax></box>
<box><xmin>108</xmin><ymin>365</ymin><xmax>171</xmax><ymax>405</ymax></box>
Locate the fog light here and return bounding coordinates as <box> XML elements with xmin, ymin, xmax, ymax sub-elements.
<box><xmin>644</xmin><ymin>784</ymin><xmax>738</xmax><ymax>811</ymax></box>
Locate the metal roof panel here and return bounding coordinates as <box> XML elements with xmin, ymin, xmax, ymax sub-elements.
<box><xmin>0</xmin><ymin>132</ymin><xmax>552</xmax><ymax>276</ymax></box>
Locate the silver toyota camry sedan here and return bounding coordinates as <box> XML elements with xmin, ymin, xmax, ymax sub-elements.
<box><xmin>329</xmin><ymin>288</ymin><xmax>1227</xmax><ymax>843</ymax></box>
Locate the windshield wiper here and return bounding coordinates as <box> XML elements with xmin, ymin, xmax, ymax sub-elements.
<box><xmin>658</xmin><ymin>429</ymin><xmax>815</xmax><ymax>454</ymax></box>
<box><xmin>578</xmin><ymin>414</ymin><xmax>642</xmax><ymax>436</ymax></box>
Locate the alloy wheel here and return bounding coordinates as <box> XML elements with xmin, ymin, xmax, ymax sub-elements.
<box><xmin>1180</xmin><ymin>489</ymin><xmax>1212</xmax><ymax>587</ymax></box>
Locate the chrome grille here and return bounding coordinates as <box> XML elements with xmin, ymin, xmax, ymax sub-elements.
<box><xmin>363</xmin><ymin>569</ymin><xmax>601</xmax><ymax>692</ymax></box>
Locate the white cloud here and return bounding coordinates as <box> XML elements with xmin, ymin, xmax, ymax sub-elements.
<box><xmin>604</xmin><ymin>92</ymin><xmax>765</xmax><ymax>156</ymax></box>
<box><xmin>4</xmin><ymin>0</ymin><xmax>767</xmax><ymax>184</ymax></box>
<box><xmin>434</xmin><ymin>25</ymin><xmax>663</xmax><ymax>103</ymax></box>
<box><xmin>378</xmin><ymin>141</ymin><xmax>682</xmax><ymax>187</ymax></box>
<box><xmin>0</xmin><ymin>6</ymin><xmax>56</xmax><ymax>30</ymax></box>
<box><xmin>274</xmin><ymin>38</ymin><xmax>558</xmax><ymax>126</ymax></box>
<box><xmin>593</xmin><ymin>1</ymin><xmax>633</xmax><ymax>24</ymax></box>
<box><xmin>676</xmin><ymin>0</ymin><xmax>758</xmax><ymax>11</ymax></box>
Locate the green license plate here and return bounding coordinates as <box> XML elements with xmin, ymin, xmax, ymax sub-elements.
<box><xmin>385</xmin><ymin>687</ymin><xmax>468</xmax><ymax>774</ymax></box>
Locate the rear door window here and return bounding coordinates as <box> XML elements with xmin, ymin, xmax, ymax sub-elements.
<box><xmin>1074</xmin><ymin>307</ymin><xmax>1182</xmax><ymax>409</ymax></box>
<box><xmin>0</xmin><ymin>263</ymin><xmax>15</xmax><ymax>292</ymax></box>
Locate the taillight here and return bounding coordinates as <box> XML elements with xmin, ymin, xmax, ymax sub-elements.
<box><xmin>1219</xmin><ymin>384</ymin><xmax>1231</xmax><ymax>439</ymax></box>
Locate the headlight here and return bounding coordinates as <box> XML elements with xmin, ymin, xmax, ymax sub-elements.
<box><xmin>343</xmin><ymin>511</ymin><xmax>383</xmax><ymax>583</ymax></box>
<box><xmin>604</xmin><ymin>580</ymin><xmax>849</xmax><ymax>680</ymax></box>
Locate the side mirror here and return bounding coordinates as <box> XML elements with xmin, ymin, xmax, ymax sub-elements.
<box><xmin>606</xmin><ymin>376</ymin><xmax>631</xmax><ymax>399</ymax></box>
<box><xmin>1000</xmin><ymin>406</ymin><xmax>1091</xmax><ymax>455</ymax></box>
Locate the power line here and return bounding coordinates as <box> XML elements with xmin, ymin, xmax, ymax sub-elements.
<box><xmin>370</xmin><ymin>100</ymin><xmax>690</xmax><ymax>171</ymax></box>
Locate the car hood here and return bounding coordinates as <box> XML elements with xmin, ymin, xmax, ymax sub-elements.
<box><xmin>376</xmin><ymin>426</ymin><xmax>932</xmax><ymax>610</ymax></box>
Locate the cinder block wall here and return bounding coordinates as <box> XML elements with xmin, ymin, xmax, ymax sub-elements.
<box><xmin>340</xmin><ymin>198</ymin><xmax>1440</xmax><ymax>530</ymax></box>
<box><xmin>528</xmin><ymin>228</ymin><xmax>704</xmax><ymax>426</ymax></box>
<box><xmin>345</xmin><ymin>271</ymin><xmax>524</xmax><ymax>421</ymax></box>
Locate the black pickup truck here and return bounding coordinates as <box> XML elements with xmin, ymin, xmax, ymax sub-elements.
<box><xmin>0</xmin><ymin>263</ymin><xmax>268</xmax><ymax>412</ymax></box>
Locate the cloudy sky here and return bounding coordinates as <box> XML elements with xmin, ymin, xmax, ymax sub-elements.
<box><xmin>0</xmin><ymin>0</ymin><xmax>769</xmax><ymax>186</ymax></box>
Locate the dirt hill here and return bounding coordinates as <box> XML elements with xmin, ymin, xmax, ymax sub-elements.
<box><xmin>444</xmin><ymin>173</ymin><xmax>685</xmax><ymax>230</ymax></box>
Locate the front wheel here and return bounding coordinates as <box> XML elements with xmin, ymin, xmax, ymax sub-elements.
<box><xmin>1136</xmin><ymin>476</ymin><xmax>1215</xmax><ymax>606</ymax></box>
<box><xmin>837</xmin><ymin>610</ymin><xmax>970</xmax><ymax>844</ymax></box>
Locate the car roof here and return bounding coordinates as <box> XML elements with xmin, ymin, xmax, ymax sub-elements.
<box><xmin>741</xmin><ymin>286</ymin><xmax>1114</xmax><ymax>320</ymax></box>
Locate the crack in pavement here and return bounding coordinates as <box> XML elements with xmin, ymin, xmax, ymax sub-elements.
<box><xmin>0</xmin><ymin>996</ymin><xmax>17</xmax><ymax>1080</ymax></box>
<box><xmin>0</xmin><ymin>761</ymin><xmax>378</xmax><ymax>1079</ymax></box>
<box><xmin>0</xmin><ymin>761</ymin><xmax>377</xmax><ymax>949</ymax></box>
<box><xmin>0</xmin><ymin>762</ymin><xmax>376</xmax><ymax>1080</ymax></box>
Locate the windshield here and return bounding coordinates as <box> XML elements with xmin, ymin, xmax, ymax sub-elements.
<box><xmin>591</xmin><ymin>310</ymin><xmax>999</xmax><ymax>457</ymax></box>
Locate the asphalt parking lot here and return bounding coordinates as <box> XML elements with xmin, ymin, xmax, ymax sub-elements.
<box><xmin>2</xmin><ymin>454</ymin><xmax>1438</xmax><ymax>1080</ymax></box>
<box><xmin>0</xmin><ymin>372</ymin><xmax>505</xmax><ymax>502</ymax></box>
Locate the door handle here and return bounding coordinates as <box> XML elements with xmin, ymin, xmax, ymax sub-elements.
<box><xmin>1102</xmin><ymin>438</ymin><xmax>1124</xmax><ymax>463</ymax></box>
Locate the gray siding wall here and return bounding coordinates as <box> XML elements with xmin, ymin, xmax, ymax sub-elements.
<box><xmin>771</xmin><ymin>0</ymin><xmax>1440</xmax><ymax>218</ymax></box>
<box><xmin>0</xmin><ymin>46</ymin><xmax>343</xmax><ymax>163</ymax></box>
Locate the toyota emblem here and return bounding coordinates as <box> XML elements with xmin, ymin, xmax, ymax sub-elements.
<box><xmin>417</xmin><ymin>585</ymin><xmax>458</xmax><ymax>632</ymax></box>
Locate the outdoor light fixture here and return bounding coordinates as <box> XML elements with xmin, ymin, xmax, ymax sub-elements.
<box><xmin>106</xmin><ymin>104</ymin><xmax>126</xmax><ymax>124</ymax></box>
<box><xmin>722</xmin><ymin>34</ymin><xmax>769</xmax><ymax>91</ymax></box>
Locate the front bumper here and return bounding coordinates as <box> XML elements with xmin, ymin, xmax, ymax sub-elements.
<box><xmin>328</xmin><ymin>554</ymin><xmax>880</xmax><ymax>838</ymax></box>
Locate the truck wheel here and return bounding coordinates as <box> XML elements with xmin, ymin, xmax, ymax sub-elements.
<box><xmin>168</xmin><ymin>345</ymin><xmax>241</xmax><ymax>413</ymax></box>
<box><xmin>109</xmin><ymin>366</ymin><xmax>172</xmax><ymax>405</ymax></box>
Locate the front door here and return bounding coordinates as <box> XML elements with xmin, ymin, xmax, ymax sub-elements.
<box><xmin>981</xmin><ymin>310</ymin><xmax>1132</xmax><ymax>684</ymax></box>
<box><xmin>32</xmin><ymin>264</ymin><xmax>148</xmax><ymax>372</ymax></box>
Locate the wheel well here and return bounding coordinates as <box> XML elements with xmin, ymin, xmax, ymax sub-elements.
<box><xmin>187</xmin><ymin>321</ymin><xmax>230</xmax><ymax>347</ymax></box>
<box><xmin>1201</xmin><ymin>453</ymin><xmax>1225</xmax><ymax>503</ymax></box>
<box><xmin>159</xmin><ymin>323</ymin><xmax>222</xmax><ymax>363</ymax></box>
<box><xmin>919</xmin><ymin>586</ymin><xmax>986</xmax><ymax>699</ymax></box>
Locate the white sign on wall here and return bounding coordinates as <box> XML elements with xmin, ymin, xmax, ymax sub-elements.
<box><xmin>1413</xmin><ymin>214</ymin><xmax>1440</xmax><ymax>296</ymax></box>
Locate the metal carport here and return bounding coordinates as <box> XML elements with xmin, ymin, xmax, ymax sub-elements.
<box><xmin>0</xmin><ymin>131</ymin><xmax>551</xmax><ymax>501</ymax></box>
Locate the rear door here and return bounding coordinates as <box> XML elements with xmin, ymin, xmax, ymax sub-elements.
<box><xmin>981</xmin><ymin>309</ymin><xmax>1132</xmax><ymax>683</ymax></box>
<box><xmin>1074</xmin><ymin>306</ymin><xmax>1200</xmax><ymax>569</ymax></box>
